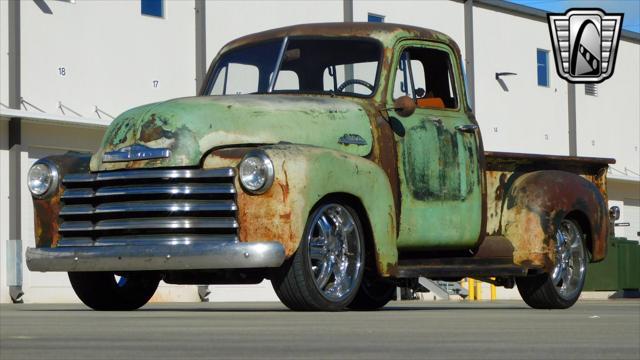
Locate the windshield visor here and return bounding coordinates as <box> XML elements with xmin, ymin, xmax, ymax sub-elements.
<box><xmin>207</xmin><ymin>38</ymin><xmax>382</xmax><ymax>97</ymax></box>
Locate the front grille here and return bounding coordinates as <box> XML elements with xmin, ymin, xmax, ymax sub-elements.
<box><xmin>57</xmin><ymin>168</ymin><xmax>238</xmax><ymax>247</ymax></box>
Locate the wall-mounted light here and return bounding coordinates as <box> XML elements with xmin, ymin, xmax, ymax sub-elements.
<box><xmin>495</xmin><ymin>72</ymin><xmax>518</xmax><ymax>80</ymax></box>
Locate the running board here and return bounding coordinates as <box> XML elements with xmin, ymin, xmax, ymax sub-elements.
<box><xmin>396</xmin><ymin>258</ymin><xmax>527</xmax><ymax>279</ymax></box>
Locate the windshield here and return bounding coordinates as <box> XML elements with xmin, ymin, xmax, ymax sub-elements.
<box><xmin>206</xmin><ymin>37</ymin><xmax>382</xmax><ymax>97</ymax></box>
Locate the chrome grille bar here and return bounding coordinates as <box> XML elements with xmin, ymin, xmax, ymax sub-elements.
<box><xmin>58</xmin><ymin>168</ymin><xmax>239</xmax><ymax>243</ymax></box>
<box><xmin>60</xmin><ymin>200</ymin><xmax>237</xmax><ymax>216</ymax></box>
<box><xmin>57</xmin><ymin>234</ymin><xmax>239</xmax><ymax>247</ymax></box>
<box><xmin>63</xmin><ymin>168</ymin><xmax>235</xmax><ymax>185</ymax></box>
<box><xmin>60</xmin><ymin>217</ymin><xmax>238</xmax><ymax>233</ymax></box>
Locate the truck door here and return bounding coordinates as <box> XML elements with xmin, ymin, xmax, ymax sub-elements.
<box><xmin>390</xmin><ymin>41</ymin><xmax>483</xmax><ymax>250</ymax></box>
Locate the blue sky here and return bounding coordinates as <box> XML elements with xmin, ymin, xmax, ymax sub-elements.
<box><xmin>507</xmin><ymin>0</ymin><xmax>640</xmax><ymax>33</ymax></box>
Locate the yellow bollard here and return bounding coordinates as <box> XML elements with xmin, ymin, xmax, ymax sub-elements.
<box><xmin>490</xmin><ymin>277</ymin><xmax>497</xmax><ymax>301</ymax></box>
<box><xmin>468</xmin><ymin>278</ymin><xmax>475</xmax><ymax>300</ymax></box>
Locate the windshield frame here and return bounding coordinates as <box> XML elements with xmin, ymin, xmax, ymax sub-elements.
<box><xmin>203</xmin><ymin>36</ymin><xmax>385</xmax><ymax>99</ymax></box>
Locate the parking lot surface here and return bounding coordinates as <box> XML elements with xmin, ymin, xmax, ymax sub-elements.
<box><xmin>1</xmin><ymin>300</ymin><xmax>639</xmax><ymax>360</ymax></box>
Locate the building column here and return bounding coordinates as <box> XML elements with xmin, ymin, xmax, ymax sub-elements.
<box><xmin>7</xmin><ymin>0</ymin><xmax>24</xmax><ymax>304</ymax></box>
<box><xmin>568</xmin><ymin>83</ymin><xmax>577</xmax><ymax>156</ymax></box>
<box><xmin>464</xmin><ymin>0</ymin><xmax>476</xmax><ymax>108</ymax></box>
<box><xmin>195</xmin><ymin>0</ymin><xmax>207</xmax><ymax>94</ymax></box>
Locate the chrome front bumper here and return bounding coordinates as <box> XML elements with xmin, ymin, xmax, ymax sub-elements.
<box><xmin>26</xmin><ymin>241</ymin><xmax>286</xmax><ymax>272</ymax></box>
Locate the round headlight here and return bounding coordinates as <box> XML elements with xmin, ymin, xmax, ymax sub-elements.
<box><xmin>238</xmin><ymin>151</ymin><xmax>274</xmax><ymax>194</ymax></box>
<box><xmin>28</xmin><ymin>161</ymin><xmax>58</xmax><ymax>198</ymax></box>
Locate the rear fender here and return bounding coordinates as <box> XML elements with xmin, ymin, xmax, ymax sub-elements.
<box><xmin>501</xmin><ymin>170</ymin><xmax>608</xmax><ymax>271</ymax></box>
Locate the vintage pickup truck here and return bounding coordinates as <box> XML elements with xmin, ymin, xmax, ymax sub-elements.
<box><xmin>26</xmin><ymin>23</ymin><xmax>615</xmax><ymax>311</ymax></box>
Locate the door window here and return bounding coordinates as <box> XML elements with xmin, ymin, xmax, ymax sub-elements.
<box><xmin>393</xmin><ymin>47</ymin><xmax>459</xmax><ymax>110</ymax></box>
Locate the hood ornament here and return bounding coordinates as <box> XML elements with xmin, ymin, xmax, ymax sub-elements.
<box><xmin>103</xmin><ymin>144</ymin><xmax>172</xmax><ymax>163</ymax></box>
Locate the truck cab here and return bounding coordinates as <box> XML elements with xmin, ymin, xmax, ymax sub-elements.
<box><xmin>26</xmin><ymin>23</ymin><xmax>613</xmax><ymax>311</ymax></box>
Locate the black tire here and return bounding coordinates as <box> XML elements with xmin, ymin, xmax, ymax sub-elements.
<box><xmin>68</xmin><ymin>272</ymin><xmax>160</xmax><ymax>311</ymax></box>
<box><xmin>272</xmin><ymin>202</ymin><xmax>365</xmax><ymax>311</ymax></box>
<box><xmin>348</xmin><ymin>276</ymin><xmax>396</xmax><ymax>310</ymax></box>
<box><xmin>516</xmin><ymin>218</ymin><xmax>588</xmax><ymax>309</ymax></box>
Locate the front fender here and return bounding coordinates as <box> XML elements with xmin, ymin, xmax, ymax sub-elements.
<box><xmin>501</xmin><ymin>170</ymin><xmax>609</xmax><ymax>270</ymax></box>
<box><xmin>204</xmin><ymin>144</ymin><xmax>398</xmax><ymax>275</ymax></box>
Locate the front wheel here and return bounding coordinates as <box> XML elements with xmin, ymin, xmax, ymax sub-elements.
<box><xmin>272</xmin><ymin>202</ymin><xmax>365</xmax><ymax>311</ymax></box>
<box><xmin>517</xmin><ymin>218</ymin><xmax>588</xmax><ymax>309</ymax></box>
<box><xmin>68</xmin><ymin>272</ymin><xmax>160</xmax><ymax>311</ymax></box>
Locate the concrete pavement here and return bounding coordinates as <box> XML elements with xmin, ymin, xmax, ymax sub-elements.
<box><xmin>1</xmin><ymin>300</ymin><xmax>639</xmax><ymax>360</ymax></box>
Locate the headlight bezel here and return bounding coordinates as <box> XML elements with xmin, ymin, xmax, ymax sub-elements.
<box><xmin>27</xmin><ymin>159</ymin><xmax>60</xmax><ymax>199</ymax></box>
<box><xmin>238</xmin><ymin>150</ymin><xmax>275</xmax><ymax>195</ymax></box>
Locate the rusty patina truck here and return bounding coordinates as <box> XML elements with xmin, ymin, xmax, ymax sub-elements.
<box><xmin>26</xmin><ymin>23</ymin><xmax>614</xmax><ymax>311</ymax></box>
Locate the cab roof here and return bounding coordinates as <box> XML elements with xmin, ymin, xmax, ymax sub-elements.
<box><xmin>221</xmin><ymin>22</ymin><xmax>460</xmax><ymax>54</ymax></box>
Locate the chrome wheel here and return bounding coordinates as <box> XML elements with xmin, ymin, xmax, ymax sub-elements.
<box><xmin>550</xmin><ymin>219</ymin><xmax>586</xmax><ymax>300</ymax></box>
<box><xmin>307</xmin><ymin>204</ymin><xmax>363</xmax><ymax>302</ymax></box>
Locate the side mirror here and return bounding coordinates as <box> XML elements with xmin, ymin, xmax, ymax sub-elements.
<box><xmin>609</xmin><ymin>206</ymin><xmax>620</xmax><ymax>221</ymax></box>
<box><xmin>393</xmin><ymin>96</ymin><xmax>416</xmax><ymax>117</ymax></box>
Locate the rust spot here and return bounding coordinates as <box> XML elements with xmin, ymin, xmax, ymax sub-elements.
<box><xmin>139</xmin><ymin>114</ymin><xmax>174</xmax><ymax>143</ymax></box>
<box><xmin>32</xmin><ymin>153</ymin><xmax>91</xmax><ymax>248</ymax></box>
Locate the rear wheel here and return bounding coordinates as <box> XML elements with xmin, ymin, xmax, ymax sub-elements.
<box><xmin>272</xmin><ymin>202</ymin><xmax>365</xmax><ymax>311</ymax></box>
<box><xmin>68</xmin><ymin>272</ymin><xmax>160</xmax><ymax>311</ymax></box>
<box><xmin>517</xmin><ymin>218</ymin><xmax>588</xmax><ymax>309</ymax></box>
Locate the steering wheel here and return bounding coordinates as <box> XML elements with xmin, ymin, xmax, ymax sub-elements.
<box><xmin>336</xmin><ymin>79</ymin><xmax>374</xmax><ymax>92</ymax></box>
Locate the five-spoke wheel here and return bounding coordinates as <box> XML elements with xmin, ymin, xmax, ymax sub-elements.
<box><xmin>272</xmin><ymin>202</ymin><xmax>365</xmax><ymax>311</ymax></box>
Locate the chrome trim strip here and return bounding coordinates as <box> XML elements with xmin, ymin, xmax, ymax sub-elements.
<box><xmin>59</xmin><ymin>221</ymin><xmax>94</xmax><ymax>232</ymax></box>
<box><xmin>95</xmin><ymin>183</ymin><xmax>236</xmax><ymax>197</ymax></box>
<box><xmin>61</xmin><ymin>188</ymin><xmax>94</xmax><ymax>200</ymax></box>
<box><xmin>93</xmin><ymin>200</ymin><xmax>237</xmax><ymax>214</ymax></box>
<box><xmin>57</xmin><ymin>234</ymin><xmax>238</xmax><ymax>247</ymax></box>
<box><xmin>62</xmin><ymin>168</ymin><xmax>235</xmax><ymax>184</ymax></box>
<box><xmin>60</xmin><ymin>204</ymin><xmax>95</xmax><ymax>216</ymax></box>
<box><xmin>60</xmin><ymin>200</ymin><xmax>237</xmax><ymax>217</ymax></box>
<box><xmin>60</xmin><ymin>218</ymin><xmax>238</xmax><ymax>233</ymax></box>
<box><xmin>26</xmin><ymin>241</ymin><xmax>286</xmax><ymax>272</ymax></box>
<box><xmin>94</xmin><ymin>218</ymin><xmax>238</xmax><ymax>231</ymax></box>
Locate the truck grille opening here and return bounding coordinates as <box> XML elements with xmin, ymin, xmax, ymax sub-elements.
<box><xmin>57</xmin><ymin>168</ymin><xmax>238</xmax><ymax>247</ymax></box>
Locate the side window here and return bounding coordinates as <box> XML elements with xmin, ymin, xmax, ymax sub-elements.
<box><xmin>210</xmin><ymin>63</ymin><xmax>259</xmax><ymax>95</ymax></box>
<box><xmin>393</xmin><ymin>47</ymin><xmax>459</xmax><ymax>109</ymax></box>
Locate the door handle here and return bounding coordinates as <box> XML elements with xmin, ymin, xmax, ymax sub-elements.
<box><xmin>455</xmin><ymin>124</ymin><xmax>479</xmax><ymax>133</ymax></box>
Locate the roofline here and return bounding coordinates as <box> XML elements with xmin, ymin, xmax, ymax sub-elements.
<box><xmin>0</xmin><ymin>108</ymin><xmax>110</xmax><ymax>129</ymax></box>
<box><xmin>474</xmin><ymin>0</ymin><xmax>640</xmax><ymax>43</ymax></box>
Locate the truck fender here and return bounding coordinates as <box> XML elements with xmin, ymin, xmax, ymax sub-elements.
<box><xmin>500</xmin><ymin>170</ymin><xmax>609</xmax><ymax>270</ymax></box>
<box><xmin>205</xmin><ymin>144</ymin><xmax>398</xmax><ymax>276</ymax></box>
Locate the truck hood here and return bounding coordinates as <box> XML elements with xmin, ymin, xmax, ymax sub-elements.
<box><xmin>90</xmin><ymin>95</ymin><xmax>373</xmax><ymax>171</ymax></box>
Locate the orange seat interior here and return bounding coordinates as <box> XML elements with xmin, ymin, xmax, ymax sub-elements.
<box><xmin>416</xmin><ymin>97</ymin><xmax>445</xmax><ymax>109</ymax></box>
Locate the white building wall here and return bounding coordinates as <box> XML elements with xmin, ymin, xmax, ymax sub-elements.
<box><xmin>575</xmin><ymin>39</ymin><xmax>640</xmax><ymax>175</ymax></box>
<box><xmin>0</xmin><ymin>0</ymin><xmax>9</xmax><ymax>107</ymax></box>
<box><xmin>473</xmin><ymin>5</ymin><xmax>569</xmax><ymax>155</ymax></box>
<box><xmin>20</xmin><ymin>0</ymin><xmax>195</xmax><ymax>118</ymax></box>
<box><xmin>205</xmin><ymin>0</ymin><xmax>344</xmax><ymax>63</ymax></box>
